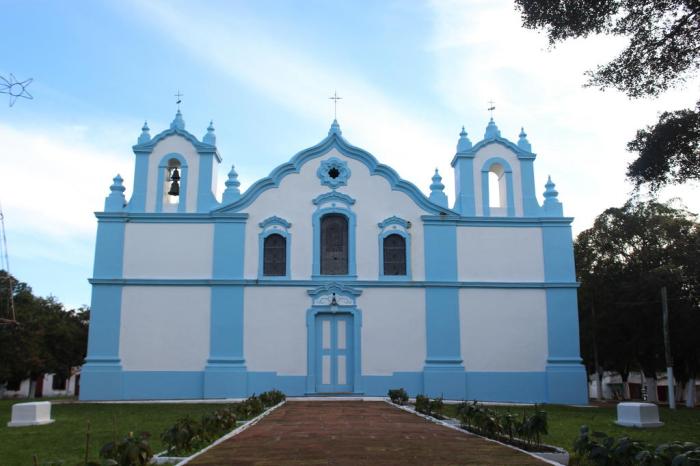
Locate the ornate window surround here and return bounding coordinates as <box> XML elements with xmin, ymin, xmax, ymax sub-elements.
<box><xmin>312</xmin><ymin>192</ymin><xmax>357</xmax><ymax>280</ymax></box>
<box><xmin>316</xmin><ymin>157</ymin><xmax>351</xmax><ymax>189</ymax></box>
<box><xmin>258</xmin><ymin>216</ymin><xmax>292</xmax><ymax>279</ymax></box>
<box><xmin>377</xmin><ymin>216</ymin><xmax>411</xmax><ymax>280</ymax></box>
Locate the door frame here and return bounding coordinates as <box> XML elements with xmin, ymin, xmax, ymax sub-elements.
<box><xmin>305</xmin><ymin>300</ymin><xmax>362</xmax><ymax>394</ymax></box>
<box><xmin>314</xmin><ymin>313</ymin><xmax>354</xmax><ymax>393</ymax></box>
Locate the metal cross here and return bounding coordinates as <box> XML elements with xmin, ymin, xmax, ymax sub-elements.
<box><xmin>175</xmin><ymin>90</ymin><xmax>184</xmax><ymax>109</ymax></box>
<box><xmin>487</xmin><ymin>100</ymin><xmax>496</xmax><ymax>119</ymax></box>
<box><xmin>329</xmin><ymin>91</ymin><xmax>342</xmax><ymax>120</ymax></box>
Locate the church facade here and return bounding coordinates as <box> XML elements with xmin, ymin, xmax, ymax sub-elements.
<box><xmin>81</xmin><ymin>110</ymin><xmax>588</xmax><ymax>403</ymax></box>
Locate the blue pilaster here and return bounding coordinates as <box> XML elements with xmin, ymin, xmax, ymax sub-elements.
<box><xmin>423</xmin><ymin>221</ymin><xmax>465</xmax><ymax>398</ymax></box>
<box><xmin>542</xmin><ymin>223</ymin><xmax>588</xmax><ymax>404</ymax></box>
<box><xmin>204</xmin><ymin>216</ymin><xmax>248</xmax><ymax>398</ymax></box>
<box><xmin>197</xmin><ymin>152</ymin><xmax>218</xmax><ymax>211</ymax></box>
<box><xmin>81</xmin><ymin>214</ymin><xmax>126</xmax><ymax>400</ymax></box>
<box><xmin>520</xmin><ymin>159</ymin><xmax>540</xmax><ymax>216</ymax></box>
<box><xmin>129</xmin><ymin>152</ymin><xmax>149</xmax><ymax>212</ymax></box>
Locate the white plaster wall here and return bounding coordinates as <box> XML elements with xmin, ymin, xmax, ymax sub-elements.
<box><xmin>360</xmin><ymin>288</ymin><xmax>426</xmax><ymax>374</ymax></box>
<box><xmin>459</xmin><ymin>289</ymin><xmax>547</xmax><ymax>371</ymax></box>
<box><xmin>242</xmin><ymin>148</ymin><xmax>427</xmax><ymax>280</ymax></box>
<box><xmin>145</xmin><ymin>135</ymin><xmax>200</xmax><ymax>213</ymax></box>
<box><xmin>473</xmin><ymin>144</ymin><xmax>523</xmax><ymax>216</ymax></box>
<box><xmin>120</xmin><ymin>286</ymin><xmax>211</xmax><ymax>371</ymax></box>
<box><xmin>123</xmin><ymin>223</ymin><xmax>213</xmax><ymax>278</ymax></box>
<box><xmin>244</xmin><ymin>287</ymin><xmax>308</xmax><ymax>375</ymax></box>
<box><xmin>457</xmin><ymin>227</ymin><xmax>544</xmax><ymax>281</ymax></box>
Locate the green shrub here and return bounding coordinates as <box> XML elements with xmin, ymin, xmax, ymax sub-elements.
<box><xmin>573</xmin><ymin>426</ymin><xmax>700</xmax><ymax>466</ymax></box>
<box><xmin>235</xmin><ymin>394</ymin><xmax>265</xmax><ymax>419</ymax></box>
<box><xmin>99</xmin><ymin>431</ymin><xmax>154</xmax><ymax>466</ymax></box>
<box><xmin>161</xmin><ymin>416</ymin><xmax>205</xmax><ymax>456</ymax></box>
<box><xmin>201</xmin><ymin>407</ymin><xmax>237</xmax><ymax>443</ymax></box>
<box><xmin>259</xmin><ymin>389</ymin><xmax>286</xmax><ymax>408</ymax></box>
<box><xmin>414</xmin><ymin>394</ymin><xmax>431</xmax><ymax>415</ymax></box>
<box><xmin>387</xmin><ymin>388</ymin><xmax>409</xmax><ymax>405</ymax></box>
<box><xmin>429</xmin><ymin>397</ymin><xmax>444</xmax><ymax>419</ymax></box>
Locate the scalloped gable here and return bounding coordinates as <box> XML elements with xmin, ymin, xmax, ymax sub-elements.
<box><xmin>450</xmin><ymin>136</ymin><xmax>535</xmax><ymax>167</ymax></box>
<box><xmin>215</xmin><ymin>128</ymin><xmax>456</xmax><ymax>215</ymax></box>
<box><xmin>133</xmin><ymin>127</ymin><xmax>221</xmax><ymax>161</ymax></box>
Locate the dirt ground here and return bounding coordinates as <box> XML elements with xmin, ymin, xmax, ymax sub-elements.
<box><xmin>188</xmin><ymin>400</ymin><xmax>548</xmax><ymax>466</ymax></box>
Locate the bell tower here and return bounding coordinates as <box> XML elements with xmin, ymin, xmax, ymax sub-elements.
<box><xmin>126</xmin><ymin>110</ymin><xmax>222</xmax><ymax>213</ymax></box>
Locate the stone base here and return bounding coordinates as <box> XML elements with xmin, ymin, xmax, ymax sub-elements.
<box><xmin>8</xmin><ymin>402</ymin><xmax>55</xmax><ymax>427</ymax></box>
<box><xmin>615</xmin><ymin>402</ymin><xmax>664</xmax><ymax>428</ymax></box>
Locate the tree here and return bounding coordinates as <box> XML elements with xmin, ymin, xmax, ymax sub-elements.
<box><xmin>574</xmin><ymin>199</ymin><xmax>700</xmax><ymax>394</ymax></box>
<box><xmin>0</xmin><ymin>271</ymin><xmax>88</xmax><ymax>395</ymax></box>
<box><xmin>515</xmin><ymin>0</ymin><xmax>700</xmax><ymax>190</ymax></box>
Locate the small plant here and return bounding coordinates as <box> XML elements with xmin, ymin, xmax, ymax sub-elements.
<box><xmin>235</xmin><ymin>394</ymin><xmax>265</xmax><ymax>419</ymax></box>
<box><xmin>414</xmin><ymin>394</ymin><xmax>431</xmax><ymax>415</ymax></box>
<box><xmin>259</xmin><ymin>389</ymin><xmax>286</xmax><ymax>408</ymax></box>
<box><xmin>387</xmin><ymin>388</ymin><xmax>408</xmax><ymax>405</ymax></box>
<box><xmin>99</xmin><ymin>431</ymin><xmax>154</xmax><ymax>466</ymax></box>
<box><xmin>429</xmin><ymin>396</ymin><xmax>444</xmax><ymax>419</ymax></box>
<box><xmin>161</xmin><ymin>416</ymin><xmax>205</xmax><ymax>456</ymax></box>
<box><xmin>201</xmin><ymin>407</ymin><xmax>237</xmax><ymax>443</ymax></box>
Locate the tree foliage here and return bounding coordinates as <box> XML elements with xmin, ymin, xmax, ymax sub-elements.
<box><xmin>575</xmin><ymin>199</ymin><xmax>700</xmax><ymax>381</ymax></box>
<box><xmin>0</xmin><ymin>271</ymin><xmax>88</xmax><ymax>387</ymax></box>
<box><xmin>515</xmin><ymin>0</ymin><xmax>700</xmax><ymax>189</ymax></box>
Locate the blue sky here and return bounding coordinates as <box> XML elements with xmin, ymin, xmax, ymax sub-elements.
<box><xmin>1</xmin><ymin>0</ymin><xmax>698</xmax><ymax>309</ymax></box>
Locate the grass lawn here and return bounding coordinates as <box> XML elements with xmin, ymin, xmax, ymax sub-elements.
<box><xmin>442</xmin><ymin>403</ymin><xmax>700</xmax><ymax>452</ymax></box>
<box><xmin>0</xmin><ymin>398</ymin><xmax>234</xmax><ymax>466</ymax></box>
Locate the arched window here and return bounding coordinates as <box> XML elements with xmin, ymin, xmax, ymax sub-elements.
<box><xmin>165</xmin><ymin>158</ymin><xmax>181</xmax><ymax>206</ymax></box>
<box><xmin>383</xmin><ymin>234</ymin><xmax>406</xmax><ymax>276</ymax></box>
<box><xmin>263</xmin><ymin>233</ymin><xmax>286</xmax><ymax>276</ymax></box>
<box><xmin>488</xmin><ymin>163</ymin><xmax>506</xmax><ymax>209</ymax></box>
<box><xmin>321</xmin><ymin>214</ymin><xmax>348</xmax><ymax>275</ymax></box>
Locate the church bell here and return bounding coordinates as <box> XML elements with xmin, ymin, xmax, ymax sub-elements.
<box><xmin>168</xmin><ymin>168</ymin><xmax>180</xmax><ymax>196</ymax></box>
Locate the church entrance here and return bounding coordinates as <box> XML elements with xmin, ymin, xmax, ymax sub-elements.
<box><xmin>315</xmin><ymin>313</ymin><xmax>353</xmax><ymax>393</ymax></box>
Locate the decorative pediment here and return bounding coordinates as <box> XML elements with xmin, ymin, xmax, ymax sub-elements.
<box><xmin>378</xmin><ymin>216</ymin><xmax>411</xmax><ymax>229</ymax></box>
<box><xmin>258</xmin><ymin>215</ymin><xmax>292</xmax><ymax>229</ymax></box>
<box><xmin>307</xmin><ymin>282</ymin><xmax>362</xmax><ymax>307</ymax></box>
<box><xmin>312</xmin><ymin>191</ymin><xmax>356</xmax><ymax>208</ymax></box>
<box><xmin>317</xmin><ymin>157</ymin><xmax>351</xmax><ymax>189</ymax></box>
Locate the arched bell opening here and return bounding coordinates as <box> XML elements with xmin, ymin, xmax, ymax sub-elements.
<box><xmin>165</xmin><ymin>158</ymin><xmax>181</xmax><ymax>205</ymax></box>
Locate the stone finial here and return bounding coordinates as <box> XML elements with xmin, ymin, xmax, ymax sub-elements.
<box><xmin>203</xmin><ymin>120</ymin><xmax>216</xmax><ymax>145</ymax></box>
<box><xmin>170</xmin><ymin>109</ymin><xmax>186</xmax><ymax>130</ymax></box>
<box><xmin>456</xmin><ymin>126</ymin><xmax>472</xmax><ymax>153</ymax></box>
<box><xmin>104</xmin><ymin>174</ymin><xmax>127</xmax><ymax>211</ymax></box>
<box><xmin>543</xmin><ymin>175</ymin><xmax>563</xmax><ymax>216</ymax></box>
<box><xmin>137</xmin><ymin>121</ymin><xmax>151</xmax><ymax>144</ymax></box>
<box><xmin>518</xmin><ymin>127</ymin><xmax>531</xmax><ymax>152</ymax></box>
<box><xmin>484</xmin><ymin>117</ymin><xmax>501</xmax><ymax>139</ymax></box>
<box><xmin>328</xmin><ymin>119</ymin><xmax>342</xmax><ymax>136</ymax></box>
<box><xmin>222</xmin><ymin>165</ymin><xmax>241</xmax><ymax>203</ymax></box>
<box><xmin>429</xmin><ymin>168</ymin><xmax>448</xmax><ymax>208</ymax></box>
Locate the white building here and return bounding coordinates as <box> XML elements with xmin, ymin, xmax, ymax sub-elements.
<box><xmin>81</xmin><ymin>111</ymin><xmax>587</xmax><ymax>403</ymax></box>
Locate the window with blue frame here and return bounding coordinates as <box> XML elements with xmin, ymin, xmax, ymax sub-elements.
<box><xmin>263</xmin><ymin>233</ymin><xmax>286</xmax><ymax>276</ymax></box>
<box><xmin>320</xmin><ymin>214</ymin><xmax>348</xmax><ymax>275</ymax></box>
<box><xmin>383</xmin><ymin>234</ymin><xmax>406</xmax><ymax>276</ymax></box>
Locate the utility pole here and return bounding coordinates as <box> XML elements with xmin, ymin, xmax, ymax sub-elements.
<box><xmin>661</xmin><ymin>286</ymin><xmax>676</xmax><ymax>409</ymax></box>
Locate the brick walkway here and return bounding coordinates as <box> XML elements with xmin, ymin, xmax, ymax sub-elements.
<box><xmin>188</xmin><ymin>400</ymin><xmax>548</xmax><ymax>465</ymax></box>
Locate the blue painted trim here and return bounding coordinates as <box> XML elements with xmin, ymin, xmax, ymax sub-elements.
<box><xmin>215</xmin><ymin>133</ymin><xmax>454</xmax><ymax>215</ymax></box>
<box><xmin>93</xmin><ymin>218</ymin><xmax>126</xmax><ymax>279</ymax></box>
<box><xmin>133</xmin><ymin>126</ymin><xmax>222</xmax><ymax>162</ymax></box>
<box><xmin>89</xmin><ymin>278</ymin><xmax>579</xmax><ymax>288</ymax></box>
<box><xmin>317</xmin><ymin>157</ymin><xmax>351</xmax><ymax>189</ymax></box>
<box><xmin>424</xmin><ymin>288</ymin><xmax>462</xmax><ymax>364</ymax></box>
<box><xmin>212</xmin><ymin>220</ymin><xmax>246</xmax><ymax>278</ymax></box>
<box><xmin>452</xmin><ymin>153</ymin><xmax>476</xmax><ymax>216</ymax></box>
<box><xmin>450</xmin><ymin>136</ymin><xmax>536</xmax><ymax>167</ymax></box>
<box><xmin>480</xmin><ymin>157</ymin><xmax>515</xmax><ymax>217</ymax></box>
<box><xmin>315</xmin><ymin>314</ymin><xmax>354</xmax><ymax>392</ymax></box>
<box><xmin>542</xmin><ymin>224</ymin><xmax>576</xmax><ymax>283</ymax></box>
<box><xmin>81</xmin><ymin>369</ymin><xmax>587</xmax><ymax>402</ymax></box>
<box><xmin>378</xmin><ymin>227</ymin><xmax>411</xmax><ymax>281</ymax></box>
<box><xmin>197</xmin><ymin>152</ymin><xmax>218</xmax><ymax>212</ymax></box>
<box><xmin>424</xmin><ymin>223</ymin><xmax>457</xmax><ymax>281</ymax></box>
<box><xmin>421</xmin><ymin>216</ymin><xmax>573</xmax><ymax>227</ymax></box>
<box><xmin>95</xmin><ymin>212</ymin><xmax>249</xmax><ymax>223</ymax></box>
<box><xmin>312</xmin><ymin>191</ymin><xmax>356</xmax><ymax>206</ymax></box>
<box><xmin>377</xmin><ymin>216</ymin><xmax>410</xmax><ymax>229</ymax></box>
<box><xmin>306</xmin><ymin>305</ymin><xmax>363</xmax><ymax>395</ymax></box>
<box><xmin>312</xmin><ymin>206</ymin><xmax>357</xmax><ymax>279</ymax></box>
<box><xmin>520</xmin><ymin>159</ymin><xmax>540</xmax><ymax>216</ymax></box>
<box><xmin>258</xmin><ymin>215</ymin><xmax>292</xmax><ymax>229</ymax></box>
<box><xmin>128</xmin><ymin>153</ymin><xmax>149</xmax><ymax>212</ymax></box>
<box><xmin>81</xmin><ymin>285</ymin><xmax>124</xmax><ymax>400</ymax></box>
<box><xmin>155</xmin><ymin>153</ymin><xmax>188</xmax><ymax>213</ymax></box>
<box><xmin>258</xmin><ymin>230</ymin><xmax>291</xmax><ymax>279</ymax></box>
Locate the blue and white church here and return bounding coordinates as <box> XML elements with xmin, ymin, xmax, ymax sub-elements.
<box><xmin>81</xmin><ymin>109</ymin><xmax>588</xmax><ymax>403</ymax></box>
